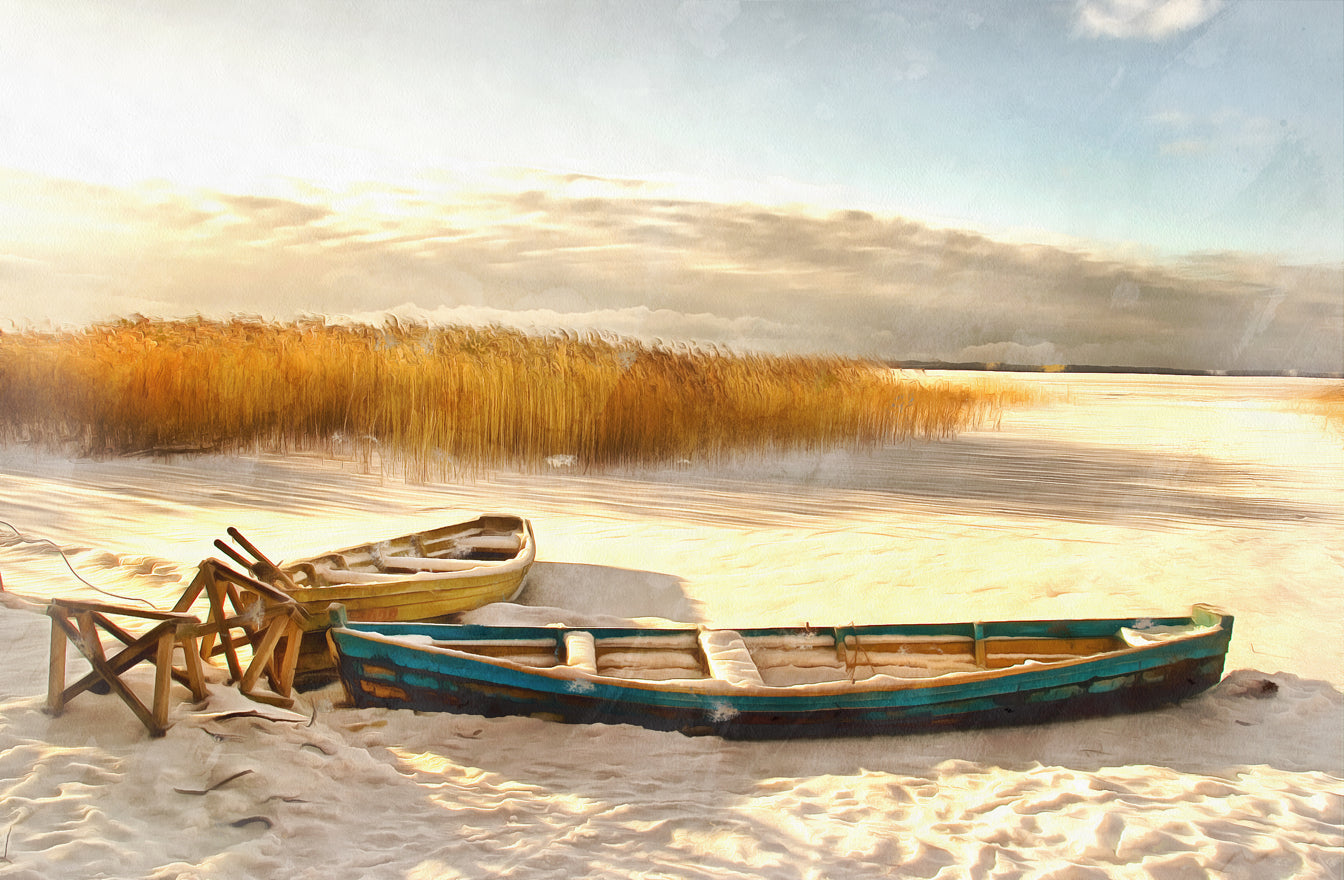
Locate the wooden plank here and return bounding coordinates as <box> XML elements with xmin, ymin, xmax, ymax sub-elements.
<box><xmin>49</xmin><ymin>612</ymin><xmax>118</xmax><ymax>703</ymax></box>
<box><xmin>564</xmin><ymin>631</ymin><xmax>598</xmax><ymax>674</ymax></box>
<box><xmin>171</xmin><ymin>567</ymin><xmax>208</xmax><ymax>613</ymax></box>
<box><xmin>212</xmin><ymin>538</ymin><xmax>257</xmax><ymax>575</ymax></box>
<box><xmin>982</xmin><ymin>636</ymin><xmax>1120</xmax><ymax>655</ymax></box>
<box><xmin>60</xmin><ymin>625</ymin><xmax>170</xmax><ymax>703</ymax></box>
<box><xmin>839</xmin><ymin>638</ymin><xmax>975</xmax><ymax>657</ymax></box>
<box><xmin>44</xmin><ymin>598</ymin><xmax>214</xmax><ymax>735</ymax></box>
<box><xmin>48</xmin><ymin>598</ymin><xmax>197</xmax><ymax>623</ymax></box>
<box><xmin>58</xmin><ymin>616</ymin><xmax>174</xmax><ymax>692</ymax></box>
<box><xmin>375</xmin><ymin>556</ymin><xmax>488</xmax><ymax>573</ymax></box>
<box><xmin>212</xmin><ymin>558</ymin><xmax>299</xmax><ymax>607</ymax></box>
<box><xmin>239</xmin><ymin>689</ymin><xmax>294</xmax><ymax>709</ymax></box>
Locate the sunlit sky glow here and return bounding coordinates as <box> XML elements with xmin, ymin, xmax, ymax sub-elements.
<box><xmin>1</xmin><ymin>0</ymin><xmax>1341</xmax><ymax>371</ymax></box>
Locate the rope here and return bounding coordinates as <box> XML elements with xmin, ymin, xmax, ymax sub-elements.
<box><xmin>0</xmin><ymin>519</ymin><xmax>159</xmax><ymax>609</ymax></box>
<box><xmin>843</xmin><ymin>625</ymin><xmax>878</xmax><ymax>684</ymax></box>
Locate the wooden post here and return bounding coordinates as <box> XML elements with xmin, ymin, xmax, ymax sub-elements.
<box><xmin>177</xmin><ymin>632</ymin><xmax>209</xmax><ymax>702</ymax></box>
<box><xmin>47</xmin><ymin>606</ymin><xmax>69</xmax><ymax>716</ymax></box>
<box><xmin>973</xmin><ymin>622</ymin><xmax>987</xmax><ymax>668</ymax></box>
<box><xmin>274</xmin><ymin>618</ymin><xmax>302</xmax><ymax>696</ymax></box>
<box><xmin>152</xmin><ymin>629</ymin><xmax>175</xmax><ymax>733</ymax></box>
<box><xmin>205</xmin><ymin>571</ymin><xmax>245</xmax><ymax>682</ymax></box>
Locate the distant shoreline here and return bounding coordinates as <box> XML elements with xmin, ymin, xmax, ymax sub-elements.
<box><xmin>886</xmin><ymin>361</ymin><xmax>1344</xmax><ymax>379</ymax></box>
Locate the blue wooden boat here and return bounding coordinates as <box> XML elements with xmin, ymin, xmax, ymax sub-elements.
<box><xmin>325</xmin><ymin>605</ymin><xmax>1232</xmax><ymax>739</ymax></box>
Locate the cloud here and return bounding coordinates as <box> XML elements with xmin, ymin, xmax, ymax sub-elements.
<box><xmin>1</xmin><ymin>166</ymin><xmax>1340</xmax><ymax>373</ymax></box>
<box><xmin>216</xmin><ymin>195</ymin><xmax>332</xmax><ymax>229</ymax></box>
<box><xmin>1075</xmin><ymin>0</ymin><xmax>1223</xmax><ymax>41</ymax></box>
<box><xmin>331</xmin><ymin>303</ymin><xmax>803</xmax><ymax>355</ymax></box>
<box><xmin>956</xmin><ymin>340</ymin><xmax>1066</xmax><ymax>366</ymax></box>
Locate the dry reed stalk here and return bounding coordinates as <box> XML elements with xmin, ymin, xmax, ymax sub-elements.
<box><xmin>1306</xmin><ymin>384</ymin><xmax>1344</xmax><ymax>436</ymax></box>
<box><xmin>0</xmin><ymin>318</ymin><xmax>1032</xmax><ymax>472</ymax></box>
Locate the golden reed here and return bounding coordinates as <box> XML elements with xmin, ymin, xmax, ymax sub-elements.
<box><xmin>1308</xmin><ymin>385</ymin><xmax>1344</xmax><ymax>434</ymax></box>
<box><xmin>0</xmin><ymin>318</ymin><xmax>1033</xmax><ymax>476</ymax></box>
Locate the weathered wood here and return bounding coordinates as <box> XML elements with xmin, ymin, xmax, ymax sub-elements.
<box><xmin>272</xmin><ymin>618</ymin><xmax>302</xmax><ymax>696</ymax></box>
<box><xmin>237</xmin><ymin>687</ymin><xmax>295</xmax><ymax>709</ymax></box>
<box><xmin>204</xmin><ymin>567</ymin><xmax>244</xmax><ymax>681</ymax></box>
<box><xmin>981</xmin><ymin>636</ymin><xmax>1120</xmax><ymax>656</ymax></box>
<box><xmin>225</xmin><ymin>527</ymin><xmax>302</xmax><ymax>592</ymax></box>
<box><xmin>74</xmin><ymin>607</ymin><xmax>164</xmax><ymax>736</ymax></box>
<box><xmin>47</xmin><ymin>606</ymin><xmax>68</xmax><ymax>716</ymax></box>
<box><xmin>238</xmin><ymin>616</ymin><xmax>290</xmax><ymax>695</ymax></box>
<box><xmin>328</xmin><ymin>608</ymin><xmax>1234</xmax><ymax>739</ymax></box>
<box><xmin>57</xmin><ymin>619</ymin><xmax>168</xmax><ymax>703</ymax></box>
<box><xmin>48</xmin><ymin>603</ymin><xmax>200</xmax><ymax>702</ymax></box>
<box><xmin>210</xmin><ymin>558</ymin><xmax>297</xmax><ymax>607</ymax></box>
<box><xmin>152</xmin><ymin>629</ymin><xmax>175</xmax><ymax>731</ymax></box>
<box><xmin>178</xmin><ymin>634</ymin><xmax>209</xmax><ymax>701</ymax></box>
<box><xmin>44</xmin><ymin>557</ymin><xmax>307</xmax><ymax>736</ymax></box>
<box><xmin>374</xmin><ymin>555</ymin><xmax>486</xmax><ymax>573</ymax></box>
<box><xmin>52</xmin><ymin>598</ymin><xmax>198</xmax><ymax>621</ymax></box>
<box><xmin>178</xmin><ymin>558</ymin><xmax>304</xmax><ymax>703</ymax></box>
<box><xmin>212</xmin><ymin>538</ymin><xmax>258</xmax><ymax>576</ymax></box>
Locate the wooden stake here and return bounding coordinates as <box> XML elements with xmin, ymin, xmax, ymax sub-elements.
<box><xmin>47</xmin><ymin>606</ymin><xmax>68</xmax><ymax>716</ymax></box>
<box><xmin>152</xmin><ymin>630</ymin><xmax>174</xmax><ymax>732</ymax></box>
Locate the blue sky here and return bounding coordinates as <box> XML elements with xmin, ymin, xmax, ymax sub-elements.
<box><xmin>1</xmin><ymin>0</ymin><xmax>1341</xmax><ymax>370</ymax></box>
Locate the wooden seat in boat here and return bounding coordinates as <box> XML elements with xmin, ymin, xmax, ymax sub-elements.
<box><xmin>699</xmin><ymin>629</ymin><xmax>765</xmax><ymax>687</ymax></box>
<box><xmin>564</xmin><ymin>630</ymin><xmax>598</xmax><ymax>674</ymax></box>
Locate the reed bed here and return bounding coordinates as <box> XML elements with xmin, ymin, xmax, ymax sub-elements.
<box><xmin>1307</xmin><ymin>385</ymin><xmax>1344</xmax><ymax>437</ymax></box>
<box><xmin>0</xmin><ymin>318</ymin><xmax>1030</xmax><ymax>476</ymax></box>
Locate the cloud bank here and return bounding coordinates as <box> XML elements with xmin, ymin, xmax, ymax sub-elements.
<box><xmin>1</xmin><ymin>166</ymin><xmax>1340</xmax><ymax>373</ymax></box>
<box><xmin>1075</xmin><ymin>0</ymin><xmax>1224</xmax><ymax>41</ymax></box>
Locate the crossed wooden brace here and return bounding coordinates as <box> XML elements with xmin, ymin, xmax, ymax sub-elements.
<box><xmin>46</xmin><ymin>559</ymin><xmax>307</xmax><ymax>737</ymax></box>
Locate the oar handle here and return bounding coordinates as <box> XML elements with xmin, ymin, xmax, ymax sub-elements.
<box><xmin>213</xmin><ymin>539</ymin><xmax>257</xmax><ymax>573</ymax></box>
<box><xmin>227</xmin><ymin>527</ymin><xmax>279</xmax><ymax>568</ymax></box>
<box><xmin>225</xmin><ymin>528</ymin><xmax>300</xmax><ymax>592</ymax></box>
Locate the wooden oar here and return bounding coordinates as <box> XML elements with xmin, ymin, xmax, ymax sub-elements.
<box><xmin>224</xmin><ymin>528</ymin><xmax>301</xmax><ymax>592</ymax></box>
<box><xmin>213</xmin><ymin>539</ymin><xmax>257</xmax><ymax>574</ymax></box>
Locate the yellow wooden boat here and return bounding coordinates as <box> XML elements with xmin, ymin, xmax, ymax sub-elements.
<box><xmin>216</xmin><ymin>514</ymin><xmax>535</xmax><ymax>684</ymax></box>
<box><xmin>279</xmin><ymin>513</ymin><xmax>535</xmax><ymax>622</ymax></box>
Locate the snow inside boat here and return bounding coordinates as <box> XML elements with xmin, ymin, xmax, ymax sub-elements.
<box><xmin>326</xmin><ymin>604</ymin><xmax>1232</xmax><ymax>739</ymax></box>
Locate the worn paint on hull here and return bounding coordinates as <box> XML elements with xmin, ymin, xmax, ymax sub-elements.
<box><xmin>329</xmin><ymin>607</ymin><xmax>1232</xmax><ymax>739</ymax></box>
<box><xmin>285</xmin><ymin>514</ymin><xmax>535</xmax><ymax>683</ymax></box>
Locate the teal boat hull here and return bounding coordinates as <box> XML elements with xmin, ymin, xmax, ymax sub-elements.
<box><xmin>328</xmin><ymin>606</ymin><xmax>1232</xmax><ymax>739</ymax></box>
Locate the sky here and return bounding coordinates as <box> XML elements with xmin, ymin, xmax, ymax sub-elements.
<box><xmin>1</xmin><ymin>0</ymin><xmax>1341</xmax><ymax>371</ymax></box>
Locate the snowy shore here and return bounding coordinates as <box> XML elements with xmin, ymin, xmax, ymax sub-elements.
<box><xmin>1</xmin><ymin>374</ymin><xmax>1341</xmax><ymax>878</ymax></box>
